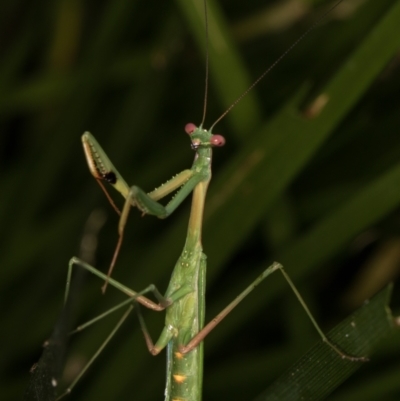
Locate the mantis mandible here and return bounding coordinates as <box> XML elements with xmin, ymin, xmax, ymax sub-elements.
<box><xmin>58</xmin><ymin>0</ymin><xmax>367</xmax><ymax>400</ymax></box>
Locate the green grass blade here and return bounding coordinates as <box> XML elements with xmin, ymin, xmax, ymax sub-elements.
<box><xmin>253</xmin><ymin>285</ymin><xmax>395</xmax><ymax>401</ymax></box>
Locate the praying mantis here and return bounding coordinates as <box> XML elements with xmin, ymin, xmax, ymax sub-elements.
<box><xmin>55</xmin><ymin>0</ymin><xmax>376</xmax><ymax>400</ymax></box>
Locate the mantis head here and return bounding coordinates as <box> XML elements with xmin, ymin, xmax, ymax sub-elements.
<box><xmin>185</xmin><ymin>123</ymin><xmax>225</xmax><ymax>150</ymax></box>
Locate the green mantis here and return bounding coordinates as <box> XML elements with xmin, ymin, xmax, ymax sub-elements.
<box><xmin>57</xmin><ymin>0</ymin><xmax>369</xmax><ymax>400</ymax></box>
<box><xmin>60</xmin><ymin>130</ymin><xmax>356</xmax><ymax>401</ymax></box>
<box><xmin>60</xmin><ymin>128</ymin><xmax>366</xmax><ymax>400</ymax></box>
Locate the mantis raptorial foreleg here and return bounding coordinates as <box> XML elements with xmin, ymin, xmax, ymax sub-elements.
<box><xmin>82</xmin><ymin>132</ymin><xmax>207</xmax><ymax>292</ymax></box>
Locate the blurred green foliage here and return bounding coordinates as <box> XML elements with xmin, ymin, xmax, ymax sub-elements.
<box><xmin>1</xmin><ymin>0</ymin><xmax>400</xmax><ymax>400</ymax></box>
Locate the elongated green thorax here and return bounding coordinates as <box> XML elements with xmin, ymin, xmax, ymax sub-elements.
<box><xmin>184</xmin><ymin>124</ymin><xmax>225</xmax><ymax>249</ymax></box>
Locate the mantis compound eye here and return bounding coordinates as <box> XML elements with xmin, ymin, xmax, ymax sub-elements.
<box><xmin>185</xmin><ymin>123</ymin><xmax>197</xmax><ymax>134</ymax></box>
<box><xmin>210</xmin><ymin>135</ymin><xmax>225</xmax><ymax>147</ymax></box>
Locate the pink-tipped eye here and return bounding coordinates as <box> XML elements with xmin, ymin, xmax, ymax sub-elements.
<box><xmin>210</xmin><ymin>134</ymin><xmax>226</xmax><ymax>147</ymax></box>
<box><xmin>185</xmin><ymin>123</ymin><xmax>197</xmax><ymax>135</ymax></box>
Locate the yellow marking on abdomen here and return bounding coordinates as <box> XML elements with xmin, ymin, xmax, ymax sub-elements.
<box><xmin>174</xmin><ymin>351</ymin><xmax>184</xmax><ymax>359</ymax></box>
<box><xmin>173</xmin><ymin>374</ymin><xmax>187</xmax><ymax>384</ymax></box>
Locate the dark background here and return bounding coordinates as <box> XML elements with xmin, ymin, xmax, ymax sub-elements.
<box><xmin>2</xmin><ymin>0</ymin><xmax>400</xmax><ymax>400</ymax></box>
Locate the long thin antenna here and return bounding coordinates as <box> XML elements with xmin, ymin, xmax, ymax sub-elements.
<box><xmin>210</xmin><ymin>0</ymin><xmax>345</xmax><ymax>131</ymax></box>
<box><xmin>201</xmin><ymin>0</ymin><xmax>210</xmax><ymax>127</ymax></box>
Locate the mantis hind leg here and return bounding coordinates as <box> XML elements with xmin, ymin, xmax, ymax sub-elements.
<box><xmin>178</xmin><ymin>262</ymin><xmax>368</xmax><ymax>363</ymax></box>
<box><xmin>55</xmin><ymin>305</ymin><xmax>133</xmax><ymax>401</ymax></box>
<box><xmin>57</xmin><ymin>256</ymin><xmax>180</xmax><ymax>400</ymax></box>
<box><xmin>65</xmin><ymin>257</ymin><xmax>170</xmax><ymax>311</ymax></box>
